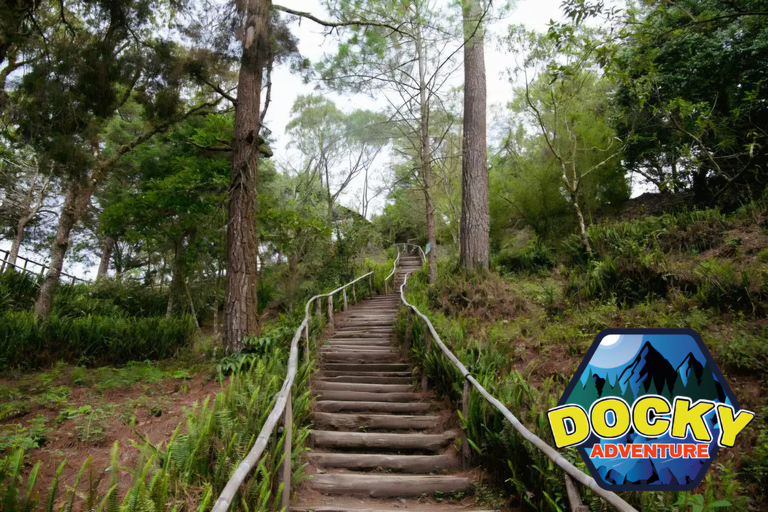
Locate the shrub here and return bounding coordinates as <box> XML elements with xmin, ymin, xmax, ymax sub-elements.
<box><xmin>0</xmin><ymin>271</ymin><xmax>40</xmax><ymax>313</ymax></box>
<box><xmin>0</xmin><ymin>311</ymin><xmax>195</xmax><ymax>370</ymax></box>
<box><xmin>493</xmin><ymin>238</ymin><xmax>555</xmax><ymax>274</ymax></box>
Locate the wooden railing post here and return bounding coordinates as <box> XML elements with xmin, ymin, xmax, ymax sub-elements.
<box><xmin>315</xmin><ymin>297</ymin><xmax>322</xmax><ymax>318</ymax></box>
<box><xmin>304</xmin><ymin>322</ymin><xmax>310</xmax><ymax>364</ymax></box>
<box><xmin>421</xmin><ymin>325</ymin><xmax>431</xmax><ymax>393</ymax></box>
<box><xmin>352</xmin><ymin>283</ymin><xmax>356</xmax><ymax>303</ymax></box>
<box><xmin>343</xmin><ymin>288</ymin><xmax>348</xmax><ymax>311</ymax></box>
<box><xmin>278</xmin><ymin>393</ymin><xmax>293</xmax><ymax>509</ymax></box>
<box><xmin>461</xmin><ymin>378</ymin><xmax>471</xmax><ymax>468</ymax></box>
<box><xmin>564</xmin><ymin>473</ymin><xmax>588</xmax><ymax>512</ymax></box>
<box><xmin>327</xmin><ymin>294</ymin><xmax>334</xmax><ymax>329</ymax></box>
<box><xmin>1</xmin><ymin>251</ymin><xmax>8</xmax><ymax>273</ymax></box>
<box><xmin>368</xmin><ymin>274</ymin><xmax>372</xmax><ymax>295</ymax></box>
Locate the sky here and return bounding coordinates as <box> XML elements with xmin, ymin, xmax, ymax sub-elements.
<box><xmin>0</xmin><ymin>0</ymin><xmax>601</xmax><ymax>279</ymax></box>
<box><xmin>268</xmin><ymin>0</ymin><xmax>568</xmax><ymax>218</ymax></box>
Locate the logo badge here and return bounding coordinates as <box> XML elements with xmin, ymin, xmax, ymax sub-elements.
<box><xmin>549</xmin><ymin>328</ymin><xmax>755</xmax><ymax>491</ymax></box>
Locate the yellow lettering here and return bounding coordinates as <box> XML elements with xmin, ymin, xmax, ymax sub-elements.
<box><xmin>548</xmin><ymin>405</ymin><xmax>591</xmax><ymax>448</ymax></box>
<box><xmin>632</xmin><ymin>396</ymin><xmax>672</xmax><ymax>438</ymax></box>
<box><xmin>670</xmin><ymin>398</ymin><xmax>714</xmax><ymax>442</ymax></box>
<box><xmin>715</xmin><ymin>404</ymin><xmax>755</xmax><ymax>447</ymax></box>
<box><xmin>590</xmin><ymin>398</ymin><xmax>631</xmax><ymax>439</ymax></box>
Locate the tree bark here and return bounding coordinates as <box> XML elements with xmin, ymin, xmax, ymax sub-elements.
<box><xmin>224</xmin><ymin>0</ymin><xmax>270</xmax><ymax>351</ymax></box>
<box><xmin>8</xmin><ymin>164</ymin><xmax>41</xmax><ymax>268</ymax></box>
<box><xmin>97</xmin><ymin>236</ymin><xmax>115</xmax><ymax>280</ymax></box>
<box><xmin>459</xmin><ymin>0</ymin><xmax>489</xmax><ymax>272</ymax></box>
<box><xmin>415</xmin><ymin>18</ymin><xmax>437</xmax><ymax>285</ymax></box>
<box><xmin>34</xmin><ymin>175</ymin><xmax>94</xmax><ymax>318</ymax></box>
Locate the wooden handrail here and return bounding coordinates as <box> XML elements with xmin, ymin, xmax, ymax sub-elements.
<box><xmin>211</xmin><ymin>258</ymin><xmax>395</xmax><ymax>512</ymax></box>
<box><xmin>396</xmin><ymin>249</ymin><xmax>637</xmax><ymax>512</ymax></box>
<box><xmin>395</xmin><ymin>242</ymin><xmax>425</xmax><ymax>262</ymax></box>
<box><xmin>0</xmin><ymin>249</ymin><xmax>88</xmax><ymax>284</ymax></box>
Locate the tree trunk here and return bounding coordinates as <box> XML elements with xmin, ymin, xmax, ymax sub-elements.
<box><xmin>459</xmin><ymin>0</ymin><xmax>490</xmax><ymax>272</ymax></box>
<box><xmin>35</xmin><ymin>175</ymin><xmax>94</xmax><ymax>318</ymax></box>
<box><xmin>7</xmin><ymin>220</ymin><xmax>26</xmax><ymax>269</ymax></box>
<box><xmin>571</xmin><ymin>192</ymin><xmax>592</xmax><ymax>255</ymax></box>
<box><xmin>8</xmin><ymin>166</ymin><xmax>40</xmax><ymax>269</ymax></box>
<box><xmin>97</xmin><ymin>236</ymin><xmax>115</xmax><ymax>280</ymax></box>
<box><xmin>416</xmin><ymin>19</ymin><xmax>437</xmax><ymax>285</ymax></box>
<box><xmin>224</xmin><ymin>0</ymin><xmax>270</xmax><ymax>351</ymax></box>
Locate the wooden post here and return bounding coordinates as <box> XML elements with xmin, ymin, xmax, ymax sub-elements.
<box><xmin>352</xmin><ymin>283</ymin><xmax>356</xmax><ymax>303</ymax></box>
<box><xmin>461</xmin><ymin>378</ymin><xmax>471</xmax><ymax>468</ymax></box>
<box><xmin>564</xmin><ymin>473</ymin><xmax>589</xmax><ymax>512</ymax></box>
<box><xmin>404</xmin><ymin>312</ymin><xmax>412</xmax><ymax>357</ymax></box>
<box><xmin>327</xmin><ymin>294</ymin><xmax>334</xmax><ymax>329</ymax></box>
<box><xmin>1</xmin><ymin>251</ymin><xmax>8</xmax><ymax>273</ymax></box>
<box><xmin>421</xmin><ymin>326</ymin><xmax>431</xmax><ymax>393</ymax></box>
<box><xmin>304</xmin><ymin>322</ymin><xmax>310</xmax><ymax>364</ymax></box>
<box><xmin>315</xmin><ymin>297</ymin><xmax>322</xmax><ymax>318</ymax></box>
<box><xmin>22</xmin><ymin>259</ymin><xmax>27</xmax><ymax>271</ymax></box>
<box><xmin>368</xmin><ymin>274</ymin><xmax>373</xmax><ymax>296</ymax></box>
<box><xmin>343</xmin><ymin>288</ymin><xmax>348</xmax><ymax>311</ymax></box>
<box><xmin>278</xmin><ymin>393</ymin><xmax>293</xmax><ymax>509</ymax></box>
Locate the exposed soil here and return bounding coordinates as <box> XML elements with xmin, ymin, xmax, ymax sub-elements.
<box><xmin>1</xmin><ymin>367</ymin><xmax>224</xmax><ymax>505</ymax></box>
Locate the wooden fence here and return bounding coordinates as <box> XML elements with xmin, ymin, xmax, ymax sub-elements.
<box><xmin>396</xmin><ymin>245</ymin><xmax>637</xmax><ymax>512</ymax></box>
<box><xmin>0</xmin><ymin>249</ymin><xmax>88</xmax><ymax>284</ymax></box>
<box><xmin>210</xmin><ymin>252</ymin><xmax>399</xmax><ymax>512</ymax></box>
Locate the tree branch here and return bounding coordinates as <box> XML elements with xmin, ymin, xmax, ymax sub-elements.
<box><xmin>273</xmin><ymin>4</ymin><xmax>406</xmax><ymax>34</ymax></box>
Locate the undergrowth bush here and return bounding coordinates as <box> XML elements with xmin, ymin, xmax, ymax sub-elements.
<box><xmin>0</xmin><ymin>271</ymin><xmax>41</xmax><ymax>313</ymax></box>
<box><xmin>399</xmin><ymin>265</ymin><xmax>753</xmax><ymax>511</ymax></box>
<box><xmin>493</xmin><ymin>237</ymin><xmax>555</xmax><ymax>275</ymax></box>
<box><xmin>0</xmin><ymin>324</ymin><xmax>315</xmax><ymax>512</ymax></box>
<box><xmin>0</xmin><ymin>311</ymin><xmax>195</xmax><ymax>370</ymax></box>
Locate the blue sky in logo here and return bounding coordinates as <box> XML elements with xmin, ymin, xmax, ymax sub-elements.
<box><xmin>581</xmin><ymin>334</ymin><xmax>709</xmax><ymax>388</ymax></box>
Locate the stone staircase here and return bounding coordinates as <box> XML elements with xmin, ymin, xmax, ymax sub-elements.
<box><xmin>292</xmin><ymin>254</ymin><xmax>492</xmax><ymax>511</ymax></box>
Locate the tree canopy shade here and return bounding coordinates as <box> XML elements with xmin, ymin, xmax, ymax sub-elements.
<box><xmin>608</xmin><ymin>0</ymin><xmax>768</xmax><ymax>204</ymax></box>
<box><xmin>0</xmin><ymin>0</ymin><xmax>225</xmax><ymax>318</ymax></box>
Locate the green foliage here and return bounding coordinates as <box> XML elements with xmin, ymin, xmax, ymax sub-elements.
<box><xmin>0</xmin><ymin>311</ymin><xmax>195</xmax><ymax>371</ymax></box>
<box><xmin>0</xmin><ymin>320</ymin><xmax>315</xmax><ymax>511</ymax></box>
<box><xmin>0</xmin><ymin>271</ymin><xmax>41</xmax><ymax>313</ymax></box>
<box><xmin>493</xmin><ymin>236</ymin><xmax>555</xmax><ymax>274</ymax></box>
<box><xmin>612</xmin><ymin>0</ymin><xmax>768</xmax><ymax>203</ymax></box>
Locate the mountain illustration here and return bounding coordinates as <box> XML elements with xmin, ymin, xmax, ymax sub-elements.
<box><xmin>618</xmin><ymin>341</ymin><xmax>677</xmax><ymax>396</ymax></box>
<box><xmin>676</xmin><ymin>352</ymin><xmax>704</xmax><ymax>387</ymax></box>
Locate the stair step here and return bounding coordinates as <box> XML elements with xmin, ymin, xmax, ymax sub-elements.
<box><xmin>311</xmin><ymin>430</ymin><xmax>456</xmax><ymax>451</ymax></box>
<box><xmin>315</xmin><ymin>401</ymin><xmax>431</xmax><ymax>414</ymax></box>
<box><xmin>322</xmin><ymin>352</ymin><xmax>401</xmax><ymax>363</ymax></box>
<box><xmin>307</xmin><ymin>473</ymin><xmax>472</xmax><ymax>498</ymax></box>
<box><xmin>314</xmin><ymin>412</ymin><xmax>438</xmax><ymax>430</ymax></box>
<box><xmin>321</xmin><ymin>347</ymin><xmax>399</xmax><ymax>354</ymax></box>
<box><xmin>317</xmin><ymin>375</ymin><xmax>412</xmax><ymax>384</ymax></box>
<box><xmin>324</xmin><ymin>363</ymin><xmax>409</xmax><ymax>371</ymax></box>
<box><xmin>316</xmin><ymin>390</ymin><xmax>421</xmax><ymax>402</ymax></box>
<box><xmin>315</xmin><ymin>382</ymin><xmax>413</xmax><ymax>393</ymax></box>
<box><xmin>308</xmin><ymin>452</ymin><xmax>457</xmax><ymax>472</ymax></box>
<box><xmin>325</xmin><ymin>339</ymin><xmax>393</xmax><ymax>345</ymax></box>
